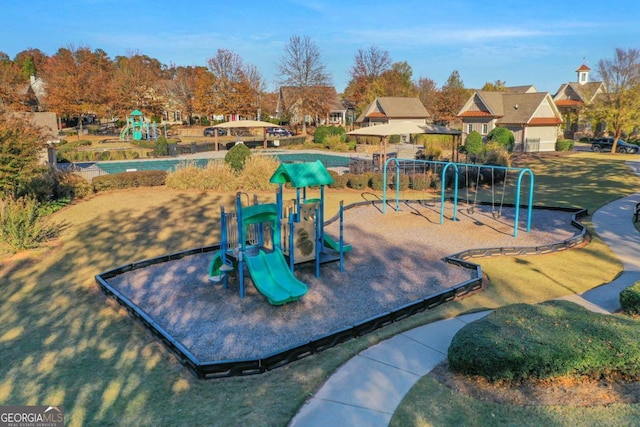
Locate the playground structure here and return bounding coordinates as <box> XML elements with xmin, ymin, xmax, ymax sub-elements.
<box><xmin>208</xmin><ymin>161</ymin><xmax>351</xmax><ymax>305</ymax></box>
<box><xmin>120</xmin><ymin>109</ymin><xmax>158</xmax><ymax>141</ymax></box>
<box><xmin>382</xmin><ymin>158</ymin><xmax>534</xmax><ymax>237</ymax></box>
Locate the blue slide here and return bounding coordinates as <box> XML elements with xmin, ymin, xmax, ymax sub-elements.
<box><xmin>244</xmin><ymin>248</ymin><xmax>308</xmax><ymax>305</ymax></box>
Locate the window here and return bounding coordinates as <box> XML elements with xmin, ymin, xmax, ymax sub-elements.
<box><xmin>482</xmin><ymin>123</ymin><xmax>488</xmax><ymax>135</ymax></box>
<box><xmin>467</xmin><ymin>123</ymin><xmax>473</xmax><ymax>134</ymax></box>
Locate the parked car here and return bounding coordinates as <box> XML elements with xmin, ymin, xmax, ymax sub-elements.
<box><xmin>591</xmin><ymin>137</ymin><xmax>639</xmax><ymax>154</ymax></box>
<box><xmin>266</xmin><ymin>127</ymin><xmax>294</xmax><ymax>137</ymax></box>
<box><xmin>203</xmin><ymin>127</ymin><xmax>227</xmax><ymax>137</ymax></box>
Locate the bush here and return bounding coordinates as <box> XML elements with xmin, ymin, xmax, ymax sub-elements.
<box><xmin>368</xmin><ymin>173</ymin><xmax>386</xmax><ymax>191</ymax></box>
<box><xmin>239</xmin><ymin>156</ymin><xmax>279</xmax><ymax>191</ymax></box>
<box><xmin>344</xmin><ymin>173</ymin><xmax>368</xmax><ymax>190</ymax></box>
<box><xmin>168</xmin><ymin>161</ymin><xmax>238</xmax><ymax>192</ymax></box>
<box><xmin>448</xmin><ymin>300</ymin><xmax>640</xmax><ymax>382</ymax></box>
<box><xmin>0</xmin><ymin>196</ymin><xmax>59</xmax><ymax>252</ymax></box>
<box><xmin>389</xmin><ymin>173</ymin><xmax>410</xmax><ymax>191</ymax></box>
<box><xmin>225</xmin><ymin>143</ymin><xmax>252</xmax><ymax>171</ymax></box>
<box><xmin>323</xmin><ymin>134</ymin><xmax>351</xmax><ymax>152</ymax></box>
<box><xmin>314</xmin><ymin>126</ymin><xmax>346</xmax><ymax>144</ymax></box>
<box><xmin>155</xmin><ymin>136</ymin><xmax>169</xmax><ymax>156</ymax></box>
<box><xmin>422</xmin><ymin>140</ymin><xmax>444</xmax><ymax>160</ymax></box>
<box><xmin>464</xmin><ymin>131</ymin><xmax>485</xmax><ymax>156</ymax></box>
<box><xmin>92</xmin><ymin>170</ymin><xmax>167</xmax><ymax>192</ymax></box>
<box><xmin>485</xmin><ymin>142</ymin><xmax>511</xmax><ymax>167</ymax></box>
<box><xmin>410</xmin><ymin>174</ymin><xmax>431</xmax><ymax>191</ymax></box>
<box><xmin>327</xmin><ymin>170</ymin><xmax>348</xmax><ymax>189</ymax></box>
<box><xmin>486</xmin><ymin>127</ymin><xmax>515</xmax><ymax>151</ymax></box>
<box><xmin>621</xmin><ymin>281</ymin><xmax>640</xmax><ymax>315</ymax></box>
<box><xmin>556</xmin><ymin>139</ymin><xmax>575</xmax><ymax>151</ymax></box>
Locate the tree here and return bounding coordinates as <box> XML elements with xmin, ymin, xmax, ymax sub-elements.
<box><xmin>433</xmin><ymin>70</ymin><xmax>470</xmax><ymax>125</ymax></box>
<box><xmin>206</xmin><ymin>49</ymin><xmax>263</xmax><ymax>120</ymax></box>
<box><xmin>162</xmin><ymin>65</ymin><xmax>200</xmax><ymax>125</ymax></box>
<box><xmin>111</xmin><ymin>53</ymin><xmax>166</xmax><ymax>118</ymax></box>
<box><xmin>590</xmin><ymin>48</ymin><xmax>640</xmax><ymax>153</ymax></box>
<box><xmin>42</xmin><ymin>46</ymin><xmax>115</xmax><ymax>129</ymax></box>
<box><xmin>481</xmin><ymin>80</ymin><xmax>508</xmax><ymax>91</ymax></box>
<box><xmin>0</xmin><ymin>53</ymin><xmax>25</xmax><ymax>111</ymax></box>
<box><xmin>417</xmin><ymin>76</ymin><xmax>438</xmax><ymax>118</ymax></box>
<box><xmin>344</xmin><ymin>46</ymin><xmax>392</xmax><ymax>115</ymax></box>
<box><xmin>0</xmin><ymin>112</ymin><xmax>45</xmax><ymax>196</ymax></box>
<box><xmin>277</xmin><ymin>35</ymin><xmax>332</xmax><ymax>134</ymax></box>
<box><xmin>376</xmin><ymin>61</ymin><xmax>418</xmax><ymax>98</ymax></box>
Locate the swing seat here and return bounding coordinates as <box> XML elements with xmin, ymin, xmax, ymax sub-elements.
<box><xmin>492</xmin><ymin>210</ymin><xmax>501</xmax><ymax>219</ymax></box>
<box><xmin>466</xmin><ymin>206</ymin><xmax>475</xmax><ymax>214</ymax></box>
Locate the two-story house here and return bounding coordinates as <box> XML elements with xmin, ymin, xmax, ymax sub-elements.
<box><xmin>457</xmin><ymin>87</ymin><xmax>563</xmax><ymax>152</ymax></box>
<box><xmin>552</xmin><ymin>64</ymin><xmax>606</xmax><ymax>139</ymax></box>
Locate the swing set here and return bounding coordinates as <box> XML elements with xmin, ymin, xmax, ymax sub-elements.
<box><xmin>382</xmin><ymin>158</ymin><xmax>534</xmax><ymax>237</ymax></box>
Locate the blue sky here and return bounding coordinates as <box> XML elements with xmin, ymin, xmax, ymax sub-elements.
<box><xmin>3</xmin><ymin>0</ymin><xmax>639</xmax><ymax>94</ymax></box>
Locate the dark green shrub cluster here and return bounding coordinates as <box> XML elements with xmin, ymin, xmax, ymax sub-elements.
<box><xmin>344</xmin><ymin>173</ymin><xmax>368</xmax><ymax>190</ymax></box>
<box><xmin>556</xmin><ymin>139</ymin><xmax>575</xmax><ymax>151</ymax></box>
<box><xmin>155</xmin><ymin>136</ymin><xmax>169</xmax><ymax>156</ymax></box>
<box><xmin>448</xmin><ymin>300</ymin><xmax>640</xmax><ymax>382</ymax></box>
<box><xmin>486</xmin><ymin>127</ymin><xmax>515</xmax><ymax>151</ymax></box>
<box><xmin>620</xmin><ymin>281</ymin><xmax>640</xmax><ymax>315</ymax></box>
<box><xmin>92</xmin><ymin>170</ymin><xmax>167</xmax><ymax>192</ymax></box>
<box><xmin>314</xmin><ymin>126</ymin><xmax>346</xmax><ymax>144</ymax></box>
<box><xmin>464</xmin><ymin>131</ymin><xmax>485</xmax><ymax>157</ymax></box>
<box><xmin>0</xmin><ymin>195</ymin><xmax>60</xmax><ymax>252</ymax></box>
<box><xmin>224</xmin><ymin>143</ymin><xmax>252</xmax><ymax>171</ymax></box>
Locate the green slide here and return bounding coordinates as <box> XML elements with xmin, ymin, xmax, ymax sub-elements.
<box><xmin>323</xmin><ymin>233</ymin><xmax>352</xmax><ymax>253</ymax></box>
<box><xmin>245</xmin><ymin>248</ymin><xmax>308</xmax><ymax>305</ymax></box>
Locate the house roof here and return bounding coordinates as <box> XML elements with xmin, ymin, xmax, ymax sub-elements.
<box><xmin>458</xmin><ymin>91</ymin><xmax>562</xmax><ymax>125</ymax></box>
<box><xmin>356</xmin><ymin>97</ymin><xmax>429</xmax><ymax>123</ymax></box>
<box><xmin>576</xmin><ymin>64</ymin><xmax>591</xmax><ymax>72</ymax></box>
<box><xmin>278</xmin><ymin>86</ymin><xmax>345</xmax><ymax>113</ymax></box>
<box><xmin>553</xmin><ymin>81</ymin><xmax>605</xmax><ymax>106</ymax></box>
<box><xmin>506</xmin><ymin>85</ymin><xmax>537</xmax><ymax>94</ymax></box>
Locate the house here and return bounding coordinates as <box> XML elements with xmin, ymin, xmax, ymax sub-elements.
<box><xmin>275</xmin><ymin>86</ymin><xmax>351</xmax><ymax>126</ymax></box>
<box><xmin>457</xmin><ymin>89</ymin><xmax>563</xmax><ymax>152</ymax></box>
<box><xmin>18</xmin><ymin>75</ymin><xmax>46</xmax><ymax>112</ymax></box>
<box><xmin>553</xmin><ymin>64</ymin><xmax>606</xmax><ymax>139</ymax></box>
<box><xmin>356</xmin><ymin>97</ymin><xmax>429</xmax><ymax>126</ymax></box>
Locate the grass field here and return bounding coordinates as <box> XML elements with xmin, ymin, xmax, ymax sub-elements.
<box><xmin>1</xmin><ymin>152</ymin><xmax>639</xmax><ymax>426</ymax></box>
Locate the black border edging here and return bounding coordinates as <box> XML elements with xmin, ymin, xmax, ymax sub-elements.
<box><xmin>95</xmin><ymin>200</ymin><xmax>587</xmax><ymax>379</ymax></box>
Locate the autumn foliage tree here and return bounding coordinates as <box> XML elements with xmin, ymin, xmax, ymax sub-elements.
<box><xmin>590</xmin><ymin>48</ymin><xmax>640</xmax><ymax>153</ymax></box>
<box><xmin>433</xmin><ymin>70</ymin><xmax>470</xmax><ymax>125</ymax></box>
<box><xmin>344</xmin><ymin>45</ymin><xmax>392</xmax><ymax>115</ymax></box>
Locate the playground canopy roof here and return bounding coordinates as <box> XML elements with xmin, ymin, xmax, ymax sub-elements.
<box><xmin>212</xmin><ymin>120</ymin><xmax>283</xmax><ymax>129</ymax></box>
<box><xmin>347</xmin><ymin>121</ymin><xmax>460</xmax><ymax>137</ymax></box>
<box><xmin>270</xmin><ymin>160</ymin><xmax>334</xmax><ymax>188</ymax></box>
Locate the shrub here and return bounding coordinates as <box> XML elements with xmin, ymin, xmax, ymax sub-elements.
<box><xmin>239</xmin><ymin>156</ymin><xmax>279</xmax><ymax>191</ymax></box>
<box><xmin>166</xmin><ymin>161</ymin><xmax>238</xmax><ymax>191</ymax></box>
<box><xmin>323</xmin><ymin>134</ymin><xmax>351</xmax><ymax>152</ymax></box>
<box><xmin>464</xmin><ymin>131</ymin><xmax>485</xmax><ymax>156</ymax></box>
<box><xmin>0</xmin><ymin>195</ymin><xmax>59</xmax><ymax>252</ymax></box>
<box><xmin>56</xmin><ymin>171</ymin><xmax>92</xmax><ymax>199</ymax></box>
<box><xmin>155</xmin><ymin>136</ymin><xmax>169</xmax><ymax>156</ymax></box>
<box><xmin>556</xmin><ymin>139</ymin><xmax>575</xmax><ymax>151</ymax></box>
<box><xmin>345</xmin><ymin>173</ymin><xmax>368</xmax><ymax>190</ymax></box>
<box><xmin>314</xmin><ymin>126</ymin><xmax>346</xmax><ymax>144</ymax></box>
<box><xmin>448</xmin><ymin>300</ymin><xmax>640</xmax><ymax>382</ymax></box>
<box><xmin>327</xmin><ymin>170</ymin><xmax>348</xmax><ymax>189</ymax></box>
<box><xmin>368</xmin><ymin>173</ymin><xmax>386</xmax><ymax>191</ymax></box>
<box><xmin>92</xmin><ymin>170</ymin><xmax>167</xmax><ymax>192</ymax></box>
<box><xmin>390</xmin><ymin>173</ymin><xmax>410</xmax><ymax>191</ymax></box>
<box><xmin>422</xmin><ymin>140</ymin><xmax>444</xmax><ymax>160</ymax></box>
<box><xmin>225</xmin><ymin>143</ymin><xmax>252</xmax><ymax>171</ymax></box>
<box><xmin>485</xmin><ymin>142</ymin><xmax>511</xmax><ymax>167</ymax></box>
<box><xmin>410</xmin><ymin>174</ymin><xmax>431</xmax><ymax>191</ymax></box>
<box><xmin>486</xmin><ymin>127</ymin><xmax>515</xmax><ymax>151</ymax></box>
<box><xmin>621</xmin><ymin>281</ymin><xmax>640</xmax><ymax>315</ymax></box>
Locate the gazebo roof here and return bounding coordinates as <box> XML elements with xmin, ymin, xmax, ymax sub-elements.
<box><xmin>269</xmin><ymin>160</ymin><xmax>334</xmax><ymax>188</ymax></box>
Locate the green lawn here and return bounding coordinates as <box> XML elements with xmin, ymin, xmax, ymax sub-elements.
<box><xmin>1</xmin><ymin>152</ymin><xmax>639</xmax><ymax>426</ymax></box>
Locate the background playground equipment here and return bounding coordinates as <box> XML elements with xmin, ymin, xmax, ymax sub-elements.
<box><xmin>382</xmin><ymin>157</ymin><xmax>534</xmax><ymax>237</ymax></box>
<box><xmin>208</xmin><ymin>161</ymin><xmax>351</xmax><ymax>305</ymax></box>
<box><xmin>120</xmin><ymin>109</ymin><xmax>159</xmax><ymax>141</ymax></box>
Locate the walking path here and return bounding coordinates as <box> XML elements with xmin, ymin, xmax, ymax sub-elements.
<box><xmin>289</xmin><ymin>161</ymin><xmax>640</xmax><ymax>427</ymax></box>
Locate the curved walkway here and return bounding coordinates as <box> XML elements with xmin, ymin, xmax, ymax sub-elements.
<box><xmin>289</xmin><ymin>161</ymin><xmax>640</xmax><ymax>427</ymax></box>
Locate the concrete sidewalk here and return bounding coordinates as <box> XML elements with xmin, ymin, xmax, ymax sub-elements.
<box><xmin>289</xmin><ymin>161</ymin><xmax>640</xmax><ymax>427</ymax></box>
